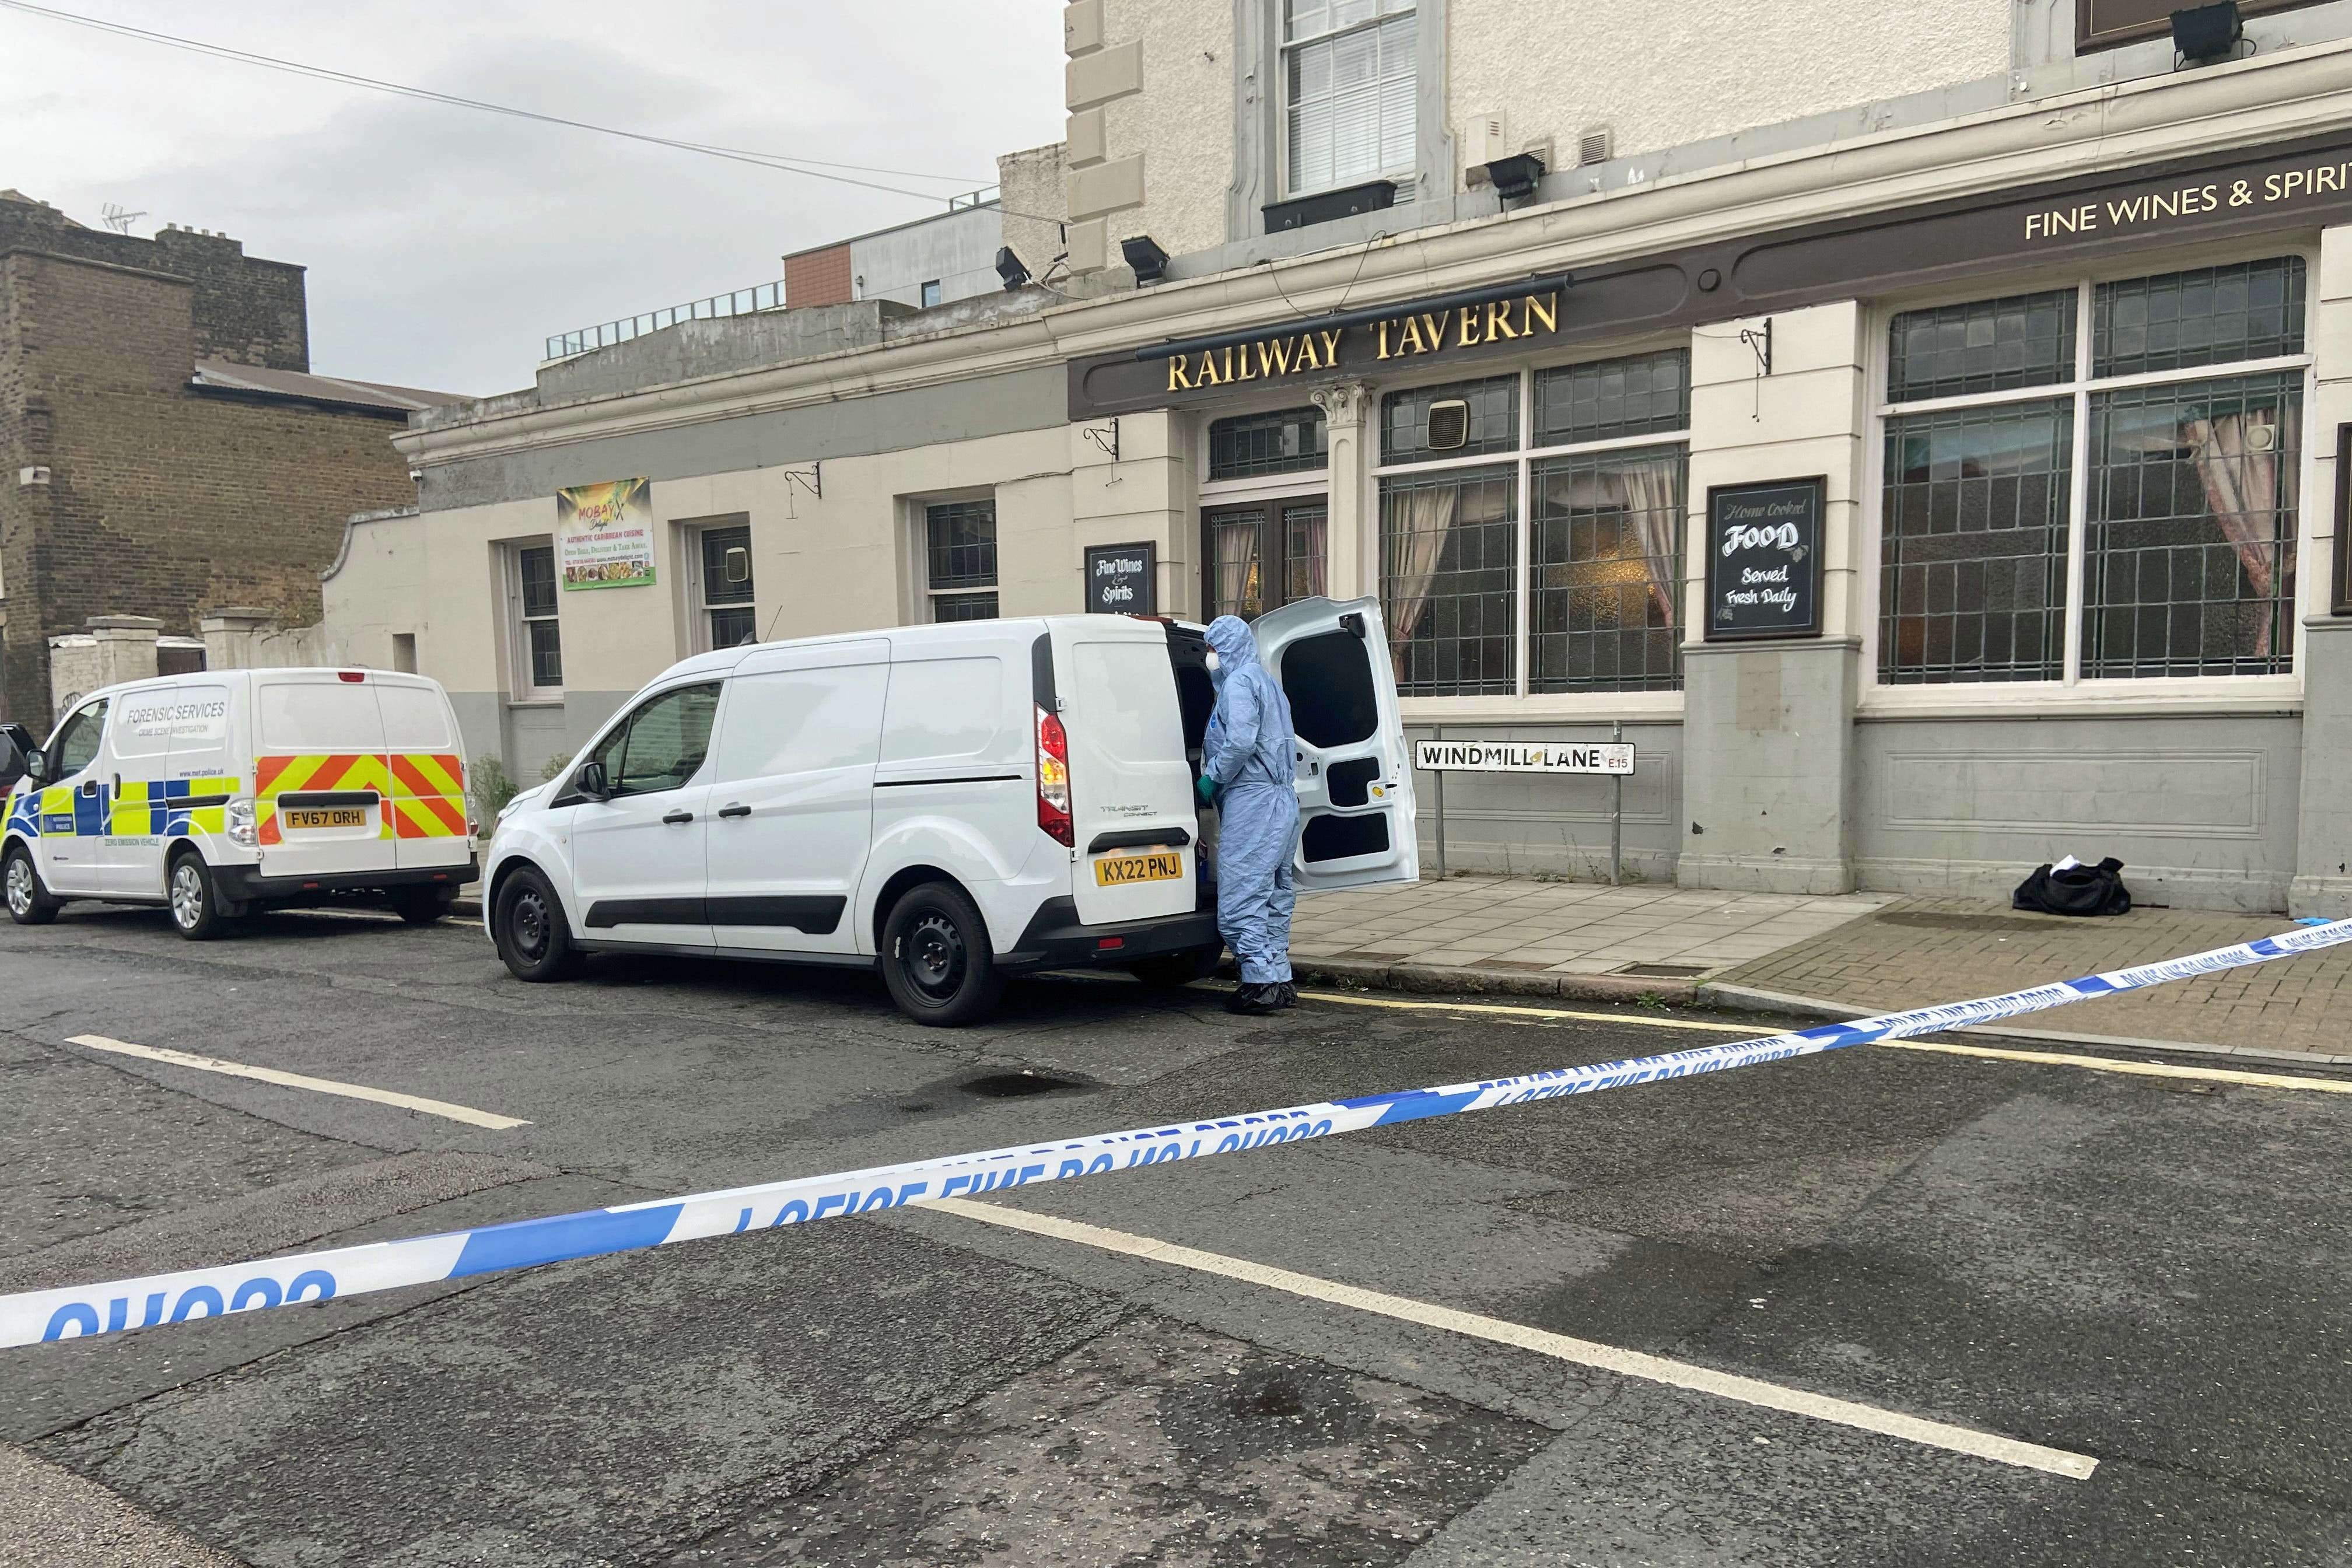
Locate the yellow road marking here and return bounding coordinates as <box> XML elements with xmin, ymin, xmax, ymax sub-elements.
<box><xmin>1294</xmin><ymin>990</ymin><xmax>2351</xmax><ymax>1094</ymax></box>
<box><xmin>65</xmin><ymin>1035</ymin><xmax>531</xmax><ymax>1129</ymax></box>
<box><xmin>934</xmin><ymin>1198</ymin><xmax>2096</xmax><ymax>1479</ymax></box>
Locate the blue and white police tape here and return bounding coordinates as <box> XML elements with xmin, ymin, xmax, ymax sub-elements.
<box><xmin>9</xmin><ymin>915</ymin><xmax>2351</xmax><ymax>1349</ymax></box>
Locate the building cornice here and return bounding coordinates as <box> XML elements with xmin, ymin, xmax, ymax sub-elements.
<box><xmin>398</xmin><ymin>38</ymin><xmax>2352</xmax><ymax>471</ymax></box>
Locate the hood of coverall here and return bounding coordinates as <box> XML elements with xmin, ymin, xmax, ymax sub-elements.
<box><xmin>1204</xmin><ymin>615</ymin><xmax>1261</xmax><ymax>691</ymax></box>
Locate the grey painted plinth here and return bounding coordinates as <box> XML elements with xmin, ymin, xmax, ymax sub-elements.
<box><xmin>2291</xmin><ymin>615</ymin><xmax>2352</xmax><ymax>918</ymax></box>
<box><xmin>1676</xmin><ymin>638</ymin><xmax>1859</xmax><ymax>896</ymax></box>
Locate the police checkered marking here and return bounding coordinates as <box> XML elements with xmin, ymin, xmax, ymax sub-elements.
<box><xmin>6</xmin><ymin>915</ymin><xmax>2349</xmax><ymax>1349</ymax></box>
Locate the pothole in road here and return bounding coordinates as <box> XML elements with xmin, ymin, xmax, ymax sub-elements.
<box><xmin>960</xmin><ymin>1070</ymin><xmax>1089</xmax><ymax>1100</ymax></box>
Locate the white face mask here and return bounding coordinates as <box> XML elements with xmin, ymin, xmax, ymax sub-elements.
<box><xmin>1203</xmin><ymin>650</ymin><xmax>1222</xmax><ymax>673</ymax></box>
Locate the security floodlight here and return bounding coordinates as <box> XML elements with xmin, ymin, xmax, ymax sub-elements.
<box><xmin>994</xmin><ymin>246</ymin><xmax>1030</xmax><ymax>292</ymax></box>
<box><xmin>2172</xmin><ymin>1</ymin><xmax>2242</xmax><ymax>61</ymax></box>
<box><xmin>1121</xmin><ymin>234</ymin><xmax>1170</xmax><ymax>285</ymax></box>
<box><xmin>1482</xmin><ymin>152</ymin><xmax>1548</xmax><ymax>205</ymax></box>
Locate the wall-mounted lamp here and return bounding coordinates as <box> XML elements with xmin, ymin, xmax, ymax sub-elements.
<box><xmin>2172</xmin><ymin>1</ymin><xmax>2244</xmax><ymax>63</ymax></box>
<box><xmin>1481</xmin><ymin>151</ymin><xmax>1548</xmax><ymax>205</ymax></box>
<box><xmin>1121</xmin><ymin>234</ymin><xmax>1170</xmax><ymax>285</ymax></box>
<box><xmin>994</xmin><ymin>246</ymin><xmax>1031</xmax><ymax>292</ymax></box>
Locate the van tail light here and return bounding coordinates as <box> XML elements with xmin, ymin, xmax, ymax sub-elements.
<box><xmin>1035</xmin><ymin>704</ymin><xmax>1073</xmax><ymax>846</ymax></box>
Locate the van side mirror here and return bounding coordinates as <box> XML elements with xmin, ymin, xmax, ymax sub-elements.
<box><xmin>576</xmin><ymin>760</ymin><xmax>610</xmax><ymax>801</ymax></box>
<box><xmin>22</xmin><ymin>748</ymin><xmax>45</xmax><ymax>782</ymax></box>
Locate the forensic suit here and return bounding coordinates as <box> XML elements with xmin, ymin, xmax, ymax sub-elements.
<box><xmin>1200</xmin><ymin>615</ymin><xmax>1300</xmax><ymax>997</ymax></box>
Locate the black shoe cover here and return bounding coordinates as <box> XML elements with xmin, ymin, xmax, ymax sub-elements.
<box><xmin>1224</xmin><ymin>982</ymin><xmax>1283</xmax><ymax>1016</ymax></box>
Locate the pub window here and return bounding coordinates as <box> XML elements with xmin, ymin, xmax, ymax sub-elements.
<box><xmin>1206</xmin><ymin>499</ymin><xmax>1330</xmax><ymax>620</ymax></box>
<box><xmin>512</xmin><ymin>542</ymin><xmax>561</xmax><ymax>696</ymax></box>
<box><xmin>1880</xmin><ymin>256</ymin><xmax>2306</xmax><ymax>687</ymax></box>
<box><xmin>924</xmin><ymin>499</ymin><xmax>998</xmax><ymax>622</ymax></box>
<box><xmin>2077</xmin><ymin>0</ymin><xmax>2322</xmax><ymax>51</ymax></box>
<box><xmin>1377</xmin><ymin>350</ymin><xmax>1690</xmax><ymax>698</ymax></box>
<box><xmin>1209</xmin><ymin>407</ymin><xmax>1328</xmax><ymax>480</ymax></box>
<box><xmin>1282</xmin><ymin>0</ymin><xmax>1417</xmax><ymax>197</ymax></box>
<box><xmin>692</xmin><ymin>523</ymin><xmax>757</xmax><ymax>650</ymax></box>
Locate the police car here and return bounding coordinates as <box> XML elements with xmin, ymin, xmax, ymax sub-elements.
<box><xmin>4</xmin><ymin>668</ymin><xmax>477</xmax><ymax>937</ymax></box>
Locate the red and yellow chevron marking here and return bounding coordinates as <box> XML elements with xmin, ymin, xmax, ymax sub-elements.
<box><xmin>256</xmin><ymin>753</ymin><xmax>396</xmax><ymax>845</ymax></box>
<box><xmin>389</xmin><ymin>752</ymin><xmax>467</xmax><ymax>839</ymax></box>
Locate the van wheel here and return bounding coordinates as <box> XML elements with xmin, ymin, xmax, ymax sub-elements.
<box><xmin>1130</xmin><ymin>944</ymin><xmax>1223</xmax><ymax>988</ymax></box>
<box><xmin>881</xmin><ymin>882</ymin><xmax>1003</xmax><ymax>1027</ymax></box>
<box><xmin>494</xmin><ymin>866</ymin><xmax>580</xmax><ymax>981</ymax></box>
<box><xmin>392</xmin><ymin>886</ymin><xmax>447</xmax><ymax>926</ymax></box>
<box><xmin>4</xmin><ymin>845</ymin><xmax>59</xmax><ymax>925</ymax></box>
<box><xmin>167</xmin><ymin>850</ymin><xmax>235</xmax><ymax>941</ymax></box>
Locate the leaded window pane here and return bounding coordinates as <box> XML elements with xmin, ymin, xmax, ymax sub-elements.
<box><xmin>2082</xmin><ymin>372</ymin><xmax>2299</xmax><ymax>677</ymax></box>
<box><xmin>1880</xmin><ymin>400</ymin><xmax>2073</xmax><ymax>684</ymax></box>
<box><xmin>519</xmin><ymin>545</ymin><xmax>558</xmax><ymax>618</ymax></box>
<box><xmin>2092</xmin><ymin>257</ymin><xmax>2305</xmax><ymax>380</ymax></box>
<box><xmin>1533</xmin><ymin>349</ymin><xmax>1690</xmax><ymax>447</ymax></box>
<box><xmin>1209</xmin><ymin>408</ymin><xmax>1327</xmax><ymax>480</ymax></box>
<box><xmin>1382</xmin><ymin>374</ymin><xmax>1518</xmax><ymax>463</ymax></box>
<box><xmin>1888</xmin><ymin>290</ymin><xmax>2077</xmax><ymax>403</ymax></box>
<box><xmin>1379</xmin><ymin>464</ymin><xmax>1517</xmax><ymax>696</ymax></box>
<box><xmin>925</xmin><ymin>501</ymin><xmax>997</xmax><ymax>590</ymax></box>
<box><xmin>1208</xmin><ymin>509</ymin><xmax>1266</xmax><ymax>620</ymax></box>
<box><xmin>1530</xmin><ymin>446</ymin><xmax>1686</xmax><ymax>694</ymax></box>
<box><xmin>527</xmin><ymin>623</ymin><xmax>564</xmax><ymax>688</ymax></box>
<box><xmin>932</xmin><ymin>592</ymin><xmax>999</xmax><ymax>623</ymax></box>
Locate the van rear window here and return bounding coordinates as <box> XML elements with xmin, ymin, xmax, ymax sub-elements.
<box><xmin>1069</xmin><ymin>642</ymin><xmax>1182</xmax><ymax>763</ymax></box>
<box><xmin>258</xmin><ymin>683</ymin><xmax>386</xmax><ymax>752</ymax></box>
<box><xmin>880</xmin><ymin>657</ymin><xmax>1005</xmax><ymax>765</ymax></box>
<box><xmin>377</xmin><ymin>684</ymin><xmax>453</xmax><ymax>751</ymax></box>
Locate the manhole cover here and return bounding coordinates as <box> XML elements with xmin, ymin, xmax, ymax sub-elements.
<box><xmin>1612</xmin><ymin>963</ymin><xmax>1709</xmax><ymax>978</ymax></box>
<box><xmin>961</xmin><ymin>1071</ymin><xmax>1086</xmax><ymax>1099</ymax></box>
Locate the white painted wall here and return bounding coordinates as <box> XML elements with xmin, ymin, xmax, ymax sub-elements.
<box><xmin>1449</xmin><ymin>0</ymin><xmax>2009</xmax><ymax>181</ymax></box>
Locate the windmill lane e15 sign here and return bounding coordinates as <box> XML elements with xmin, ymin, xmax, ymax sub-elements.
<box><xmin>1706</xmin><ymin>477</ymin><xmax>1824</xmax><ymax>641</ymax></box>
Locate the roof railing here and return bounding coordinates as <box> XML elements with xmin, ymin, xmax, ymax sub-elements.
<box><xmin>544</xmin><ymin>280</ymin><xmax>787</xmax><ymax>362</ymax></box>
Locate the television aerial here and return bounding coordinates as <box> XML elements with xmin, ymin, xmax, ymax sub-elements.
<box><xmin>100</xmin><ymin>202</ymin><xmax>146</xmax><ymax>235</ymax></box>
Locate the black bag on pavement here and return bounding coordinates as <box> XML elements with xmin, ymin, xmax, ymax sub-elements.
<box><xmin>2013</xmin><ymin>856</ymin><xmax>2132</xmax><ymax>917</ymax></box>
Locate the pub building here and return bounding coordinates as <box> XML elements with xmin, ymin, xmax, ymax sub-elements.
<box><xmin>346</xmin><ymin>9</ymin><xmax>2352</xmax><ymax>918</ymax></box>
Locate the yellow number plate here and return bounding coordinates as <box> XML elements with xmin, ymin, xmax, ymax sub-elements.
<box><xmin>282</xmin><ymin>807</ymin><xmax>370</xmax><ymax>831</ymax></box>
<box><xmin>1094</xmin><ymin>850</ymin><xmax>1183</xmax><ymax>887</ymax></box>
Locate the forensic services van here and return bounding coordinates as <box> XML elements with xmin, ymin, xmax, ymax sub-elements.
<box><xmin>482</xmin><ymin>596</ymin><xmax>1418</xmax><ymax>1026</ymax></box>
<box><xmin>4</xmin><ymin>668</ymin><xmax>477</xmax><ymax>937</ymax></box>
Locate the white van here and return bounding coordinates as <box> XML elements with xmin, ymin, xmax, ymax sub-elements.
<box><xmin>481</xmin><ymin>597</ymin><xmax>1418</xmax><ymax>1025</ymax></box>
<box><xmin>3</xmin><ymin>668</ymin><xmax>477</xmax><ymax>938</ymax></box>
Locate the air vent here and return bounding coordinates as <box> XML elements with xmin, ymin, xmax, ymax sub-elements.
<box><xmin>1426</xmin><ymin>400</ymin><xmax>1471</xmax><ymax>450</ymax></box>
<box><xmin>1578</xmin><ymin>126</ymin><xmax>1614</xmax><ymax>166</ymax></box>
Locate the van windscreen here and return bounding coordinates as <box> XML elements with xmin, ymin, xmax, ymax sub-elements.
<box><xmin>258</xmin><ymin>682</ymin><xmax>386</xmax><ymax>752</ymax></box>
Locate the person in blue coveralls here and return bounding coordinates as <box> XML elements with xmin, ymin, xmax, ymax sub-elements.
<box><xmin>1197</xmin><ymin>615</ymin><xmax>1300</xmax><ymax>1016</ymax></box>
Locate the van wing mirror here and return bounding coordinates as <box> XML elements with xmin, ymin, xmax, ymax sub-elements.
<box><xmin>575</xmin><ymin>760</ymin><xmax>610</xmax><ymax>800</ymax></box>
<box><xmin>22</xmin><ymin>748</ymin><xmax>44</xmax><ymax>782</ymax></box>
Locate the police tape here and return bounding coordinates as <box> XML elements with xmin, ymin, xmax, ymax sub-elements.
<box><xmin>8</xmin><ymin>916</ymin><xmax>2351</xmax><ymax>1349</ymax></box>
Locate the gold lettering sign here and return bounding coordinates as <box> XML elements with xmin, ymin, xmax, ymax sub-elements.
<box><xmin>2021</xmin><ymin>155</ymin><xmax>2352</xmax><ymax>243</ymax></box>
<box><xmin>1163</xmin><ymin>290</ymin><xmax>1562</xmax><ymax>393</ymax></box>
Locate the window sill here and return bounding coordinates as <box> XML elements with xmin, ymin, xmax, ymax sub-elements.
<box><xmin>506</xmin><ymin>696</ymin><xmax>566</xmax><ymax>709</ymax></box>
<box><xmin>1857</xmin><ymin>677</ymin><xmax>2302</xmax><ymax>721</ymax></box>
<box><xmin>1401</xmin><ymin>692</ymin><xmax>1685</xmax><ymax>725</ymax></box>
<box><xmin>1264</xmin><ymin>178</ymin><xmax>1400</xmax><ymax>236</ymax></box>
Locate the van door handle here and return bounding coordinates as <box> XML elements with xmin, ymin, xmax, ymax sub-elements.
<box><xmin>80</xmin><ymin>779</ymin><xmax>98</xmax><ymax>797</ymax></box>
<box><xmin>718</xmin><ymin>803</ymin><xmax>751</xmax><ymax>819</ymax></box>
<box><xmin>662</xmin><ymin>810</ymin><xmax>695</xmax><ymax>825</ymax></box>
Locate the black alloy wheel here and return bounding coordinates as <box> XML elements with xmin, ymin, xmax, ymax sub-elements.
<box><xmin>494</xmin><ymin>865</ymin><xmax>580</xmax><ymax>982</ymax></box>
<box><xmin>881</xmin><ymin>881</ymin><xmax>1003</xmax><ymax>1027</ymax></box>
<box><xmin>4</xmin><ymin>845</ymin><xmax>59</xmax><ymax>925</ymax></box>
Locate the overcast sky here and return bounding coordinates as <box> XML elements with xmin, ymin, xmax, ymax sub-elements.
<box><xmin>0</xmin><ymin>1</ymin><xmax>1064</xmax><ymax>396</ymax></box>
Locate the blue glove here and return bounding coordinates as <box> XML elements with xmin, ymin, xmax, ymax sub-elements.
<box><xmin>1195</xmin><ymin>775</ymin><xmax>1216</xmax><ymax>808</ymax></box>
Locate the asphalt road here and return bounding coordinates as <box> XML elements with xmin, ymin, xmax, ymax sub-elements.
<box><xmin>3</xmin><ymin>902</ymin><xmax>2350</xmax><ymax>1567</ymax></box>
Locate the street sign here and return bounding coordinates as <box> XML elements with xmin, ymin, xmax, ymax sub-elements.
<box><xmin>1415</xmin><ymin>739</ymin><xmax>1634</xmax><ymax>775</ymax></box>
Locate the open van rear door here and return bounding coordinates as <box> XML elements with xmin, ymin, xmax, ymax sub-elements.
<box><xmin>1251</xmin><ymin>596</ymin><xmax>1420</xmax><ymax>891</ymax></box>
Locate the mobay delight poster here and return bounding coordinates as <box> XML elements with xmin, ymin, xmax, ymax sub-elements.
<box><xmin>555</xmin><ymin>478</ymin><xmax>655</xmax><ymax>589</ymax></box>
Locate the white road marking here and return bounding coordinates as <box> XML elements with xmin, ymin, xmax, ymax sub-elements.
<box><xmin>1296</xmin><ymin>990</ymin><xmax>2351</xmax><ymax>1093</ymax></box>
<box><xmin>932</xmin><ymin>1197</ymin><xmax>2099</xmax><ymax>1480</ymax></box>
<box><xmin>64</xmin><ymin>1035</ymin><xmax>530</xmax><ymax>1130</ymax></box>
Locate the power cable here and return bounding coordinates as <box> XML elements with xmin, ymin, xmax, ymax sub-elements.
<box><xmin>0</xmin><ymin>0</ymin><xmax>998</xmax><ymax>201</ymax></box>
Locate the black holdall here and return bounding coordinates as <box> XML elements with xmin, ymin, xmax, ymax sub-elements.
<box><xmin>2013</xmin><ymin>856</ymin><xmax>2132</xmax><ymax>918</ymax></box>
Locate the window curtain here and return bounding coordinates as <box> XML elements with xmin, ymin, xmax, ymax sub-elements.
<box><xmin>1285</xmin><ymin>505</ymin><xmax>1329</xmax><ymax>602</ymax></box>
<box><xmin>1382</xmin><ymin>485</ymin><xmax>1457</xmax><ymax>678</ymax></box>
<box><xmin>2182</xmin><ymin>404</ymin><xmax>2297</xmax><ymax>658</ymax></box>
<box><xmin>1212</xmin><ymin>514</ymin><xmax>1265</xmax><ymax>618</ymax></box>
<box><xmin>1611</xmin><ymin>455</ymin><xmax>1684</xmax><ymax>628</ymax></box>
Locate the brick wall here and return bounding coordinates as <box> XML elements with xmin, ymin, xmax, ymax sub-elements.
<box><xmin>785</xmin><ymin>242</ymin><xmax>854</xmax><ymax>308</ymax></box>
<box><xmin>0</xmin><ymin>249</ymin><xmax>415</xmax><ymax>731</ymax></box>
<box><xmin>0</xmin><ymin>198</ymin><xmax>307</xmax><ymax>371</ymax></box>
